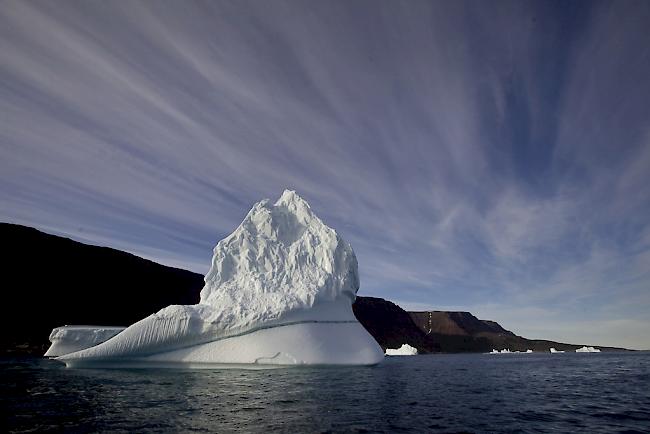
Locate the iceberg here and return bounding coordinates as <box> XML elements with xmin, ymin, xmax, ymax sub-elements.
<box><xmin>488</xmin><ymin>349</ymin><xmax>514</xmax><ymax>354</ymax></box>
<box><xmin>385</xmin><ymin>344</ymin><xmax>418</xmax><ymax>356</ymax></box>
<box><xmin>575</xmin><ymin>346</ymin><xmax>601</xmax><ymax>353</ymax></box>
<box><xmin>549</xmin><ymin>347</ymin><xmax>565</xmax><ymax>353</ymax></box>
<box><xmin>51</xmin><ymin>190</ymin><xmax>384</xmax><ymax>367</ymax></box>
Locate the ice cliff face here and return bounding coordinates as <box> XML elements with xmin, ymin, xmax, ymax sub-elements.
<box><xmin>199</xmin><ymin>190</ymin><xmax>359</xmax><ymax>327</ymax></box>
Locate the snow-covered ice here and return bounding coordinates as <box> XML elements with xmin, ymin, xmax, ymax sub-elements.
<box><xmin>575</xmin><ymin>346</ymin><xmax>601</xmax><ymax>353</ymax></box>
<box><xmin>51</xmin><ymin>190</ymin><xmax>384</xmax><ymax>367</ymax></box>
<box><xmin>549</xmin><ymin>347</ymin><xmax>565</xmax><ymax>353</ymax></box>
<box><xmin>45</xmin><ymin>326</ymin><xmax>125</xmax><ymax>357</ymax></box>
<box><xmin>385</xmin><ymin>344</ymin><xmax>418</xmax><ymax>356</ymax></box>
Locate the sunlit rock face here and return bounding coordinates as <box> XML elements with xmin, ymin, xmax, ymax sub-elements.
<box><xmin>55</xmin><ymin>190</ymin><xmax>383</xmax><ymax>367</ymax></box>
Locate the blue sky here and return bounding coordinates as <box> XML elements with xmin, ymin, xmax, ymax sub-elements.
<box><xmin>2</xmin><ymin>1</ymin><xmax>649</xmax><ymax>349</ymax></box>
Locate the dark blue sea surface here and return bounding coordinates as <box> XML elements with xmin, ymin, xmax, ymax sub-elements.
<box><xmin>2</xmin><ymin>352</ymin><xmax>649</xmax><ymax>433</ymax></box>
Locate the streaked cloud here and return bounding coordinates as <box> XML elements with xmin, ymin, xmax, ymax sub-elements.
<box><xmin>1</xmin><ymin>0</ymin><xmax>649</xmax><ymax>348</ymax></box>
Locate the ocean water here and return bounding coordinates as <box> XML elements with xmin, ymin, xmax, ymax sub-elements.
<box><xmin>2</xmin><ymin>352</ymin><xmax>649</xmax><ymax>433</ymax></box>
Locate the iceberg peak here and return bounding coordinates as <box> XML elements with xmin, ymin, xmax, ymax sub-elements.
<box><xmin>276</xmin><ymin>188</ymin><xmax>310</xmax><ymax>209</ymax></box>
<box><xmin>199</xmin><ymin>190</ymin><xmax>359</xmax><ymax>323</ymax></box>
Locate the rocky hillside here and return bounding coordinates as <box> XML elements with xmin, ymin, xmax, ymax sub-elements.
<box><xmin>352</xmin><ymin>297</ymin><xmax>439</xmax><ymax>353</ymax></box>
<box><xmin>401</xmin><ymin>306</ymin><xmax>621</xmax><ymax>353</ymax></box>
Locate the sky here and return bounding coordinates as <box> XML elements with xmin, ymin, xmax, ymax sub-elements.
<box><xmin>1</xmin><ymin>0</ymin><xmax>649</xmax><ymax>349</ymax></box>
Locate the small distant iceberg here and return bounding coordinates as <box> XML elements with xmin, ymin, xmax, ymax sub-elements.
<box><xmin>525</xmin><ymin>349</ymin><xmax>533</xmax><ymax>353</ymax></box>
<box><xmin>385</xmin><ymin>344</ymin><xmax>418</xmax><ymax>356</ymax></box>
<box><xmin>576</xmin><ymin>346</ymin><xmax>601</xmax><ymax>353</ymax></box>
<box><xmin>488</xmin><ymin>348</ymin><xmax>515</xmax><ymax>354</ymax></box>
<box><xmin>549</xmin><ymin>347</ymin><xmax>565</xmax><ymax>353</ymax></box>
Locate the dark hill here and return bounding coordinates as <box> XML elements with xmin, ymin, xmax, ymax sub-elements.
<box><xmin>407</xmin><ymin>309</ymin><xmax>624</xmax><ymax>353</ymax></box>
<box><xmin>356</xmin><ymin>300</ymin><xmax>625</xmax><ymax>353</ymax></box>
<box><xmin>410</xmin><ymin>311</ymin><xmax>516</xmax><ymax>337</ymax></box>
<box><xmin>1</xmin><ymin>223</ymin><xmax>204</xmax><ymax>354</ymax></box>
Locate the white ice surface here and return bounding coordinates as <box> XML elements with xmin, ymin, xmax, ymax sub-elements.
<box><xmin>45</xmin><ymin>326</ymin><xmax>125</xmax><ymax>357</ymax></box>
<box><xmin>549</xmin><ymin>347</ymin><xmax>565</xmax><ymax>353</ymax></box>
<box><xmin>575</xmin><ymin>346</ymin><xmax>601</xmax><ymax>353</ymax></box>
<box><xmin>56</xmin><ymin>191</ymin><xmax>383</xmax><ymax>367</ymax></box>
<box><xmin>385</xmin><ymin>344</ymin><xmax>418</xmax><ymax>356</ymax></box>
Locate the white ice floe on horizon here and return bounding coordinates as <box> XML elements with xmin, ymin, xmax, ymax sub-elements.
<box><xmin>550</xmin><ymin>347</ymin><xmax>565</xmax><ymax>353</ymax></box>
<box><xmin>50</xmin><ymin>190</ymin><xmax>384</xmax><ymax>367</ymax></box>
<box><xmin>489</xmin><ymin>349</ymin><xmax>524</xmax><ymax>354</ymax></box>
<box><xmin>576</xmin><ymin>346</ymin><xmax>601</xmax><ymax>353</ymax></box>
<box><xmin>385</xmin><ymin>344</ymin><xmax>418</xmax><ymax>356</ymax></box>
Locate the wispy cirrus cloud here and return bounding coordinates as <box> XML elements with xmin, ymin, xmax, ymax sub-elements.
<box><xmin>1</xmin><ymin>1</ymin><xmax>649</xmax><ymax>348</ymax></box>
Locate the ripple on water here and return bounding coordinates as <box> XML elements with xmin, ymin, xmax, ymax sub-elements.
<box><xmin>1</xmin><ymin>353</ymin><xmax>650</xmax><ymax>432</ymax></box>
